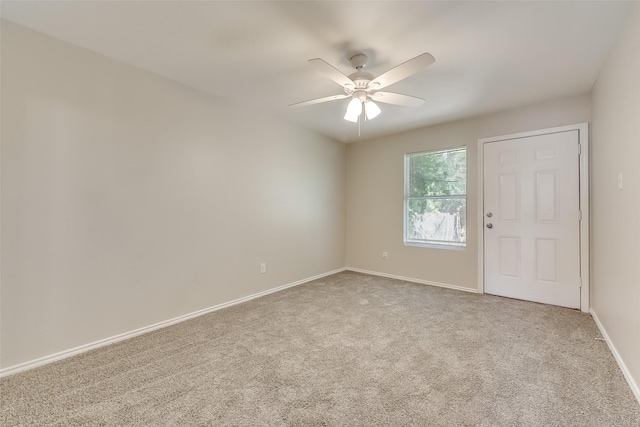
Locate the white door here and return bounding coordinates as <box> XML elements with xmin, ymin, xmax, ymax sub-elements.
<box><xmin>483</xmin><ymin>130</ymin><xmax>581</xmax><ymax>309</ymax></box>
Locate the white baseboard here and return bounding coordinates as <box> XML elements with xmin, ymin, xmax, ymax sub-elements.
<box><xmin>345</xmin><ymin>267</ymin><xmax>479</xmax><ymax>294</ymax></box>
<box><xmin>0</xmin><ymin>268</ymin><xmax>346</xmax><ymax>378</ymax></box>
<box><xmin>590</xmin><ymin>308</ymin><xmax>640</xmax><ymax>405</ymax></box>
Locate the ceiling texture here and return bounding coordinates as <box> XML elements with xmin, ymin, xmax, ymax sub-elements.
<box><xmin>0</xmin><ymin>1</ymin><xmax>632</xmax><ymax>143</ymax></box>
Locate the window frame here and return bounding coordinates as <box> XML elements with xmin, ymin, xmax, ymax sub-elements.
<box><xmin>403</xmin><ymin>146</ymin><xmax>468</xmax><ymax>250</ymax></box>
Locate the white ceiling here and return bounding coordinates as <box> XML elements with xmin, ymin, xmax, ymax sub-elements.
<box><xmin>0</xmin><ymin>1</ymin><xmax>632</xmax><ymax>143</ymax></box>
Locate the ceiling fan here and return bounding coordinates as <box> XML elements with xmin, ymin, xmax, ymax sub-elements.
<box><xmin>290</xmin><ymin>52</ymin><xmax>435</xmax><ymax>123</ymax></box>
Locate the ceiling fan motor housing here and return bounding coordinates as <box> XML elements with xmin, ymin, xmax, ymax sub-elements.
<box><xmin>346</xmin><ymin>71</ymin><xmax>374</xmax><ymax>92</ymax></box>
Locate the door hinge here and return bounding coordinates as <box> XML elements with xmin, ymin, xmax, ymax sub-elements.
<box><xmin>578</xmin><ymin>210</ymin><xmax>582</xmax><ymax>221</ymax></box>
<box><xmin>578</xmin><ymin>143</ymin><xmax>582</xmax><ymax>155</ymax></box>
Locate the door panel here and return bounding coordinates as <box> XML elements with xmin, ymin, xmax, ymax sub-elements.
<box><xmin>484</xmin><ymin>130</ymin><xmax>581</xmax><ymax>309</ymax></box>
<box><xmin>499</xmin><ymin>173</ymin><xmax>520</xmax><ymax>221</ymax></box>
<box><xmin>499</xmin><ymin>237</ymin><xmax>520</xmax><ymax>278</ymax></box>
<box><xmin>535</xmin><ymin>238</ymin><xmax>559</xmax><ymax>283</ymax></box>
<box><xmin>535</xmin><ymin>170</ymin><xmax>558</xmax><ymax>221</ymax></box>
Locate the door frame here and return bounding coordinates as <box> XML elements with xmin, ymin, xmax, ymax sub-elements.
<box><xmin>477</xmin><ymin>123</ymin><xmax>590</xmax><ymax>312</ymax></box>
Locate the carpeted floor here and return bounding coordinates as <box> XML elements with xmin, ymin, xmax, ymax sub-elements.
<box><xmin>1</xmin><ymin>271</ymin><xmax>639</xmax><ymax>426</ymax></box>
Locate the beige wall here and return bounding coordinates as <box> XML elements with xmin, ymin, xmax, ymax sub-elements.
<box><xmin>591</xmin><ymin>4</ymin><xmax>640</xmax><ymax>394</ymax></box>
<box><xmin>0</xmin><ymin>21</ymin><xmax>346</xmax><ymax>369</ymax></box>
<box><xmin>345</xmin><ymin>95</ymin><xmax>591</xmax><ymax>290</ymax></box>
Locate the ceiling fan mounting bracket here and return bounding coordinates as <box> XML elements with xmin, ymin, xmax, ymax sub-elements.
<box><xmin>349</xmin><ymin>53</ymin><xmax>368</xmax><ymax>70</ymax></box>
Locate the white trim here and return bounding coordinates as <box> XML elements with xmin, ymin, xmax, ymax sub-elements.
<box><xmin>477</xmin><ymin>123</ymin><xmax>590</xmax><ymax>312</ymax></box>
<box><xmin>0</xmin><ymin>268</ymin><xmax>347</xmax><ymax>378</ymax></box>
<box><xmin>590</xmin><ymin>309</ymin><xmax>640</xmax><ymax>405</ymax></box>
<box><xmin>577</xmin><ymin>124</ymin><xmax>590</xmax><ymax>312</ymax></box>
<box><xmin>404</xmin><ymin>242</ymin><xmax>466</xmax><ymax>251</ymax></box>
<box><xmin>477</xmin><ymin>137</ymin><xmax>486</xmax><ymax>294</ymax></box>
<box><xmin>345</xmin><ymin>267</ymin><xmax>479</xmax><ymax>294</ymax></box>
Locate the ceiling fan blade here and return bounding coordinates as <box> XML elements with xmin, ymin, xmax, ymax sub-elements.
<box><xmin>289</xmin><ymin>93</ymin><xmax>350</xmax><ymax>108</ymax></box>
<box><xmin>369</xmin><ymin>53</ymin><xmax>435</xmax><ymax>90</ymax></box>
<box><xmin>371</xmin><ymin>92</ymin><xmax>425</xmax><ymax>107</ymax></box>
<box><xmin>308</xmin><ymin>58</ymin><xmax>354</xmax><ymax>88</ymax></box>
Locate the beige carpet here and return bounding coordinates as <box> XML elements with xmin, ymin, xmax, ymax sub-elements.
<box><xmin>1</xmin><ymin>271</ymin><xmax>639</xmax><ymax>426</ymax></box>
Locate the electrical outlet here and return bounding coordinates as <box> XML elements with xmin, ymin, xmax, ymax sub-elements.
<box><xmin>260</xmin><ymin>263</ymin><xmax>266</xmax><ymax>274</ymax></box>
<box><xmin>382</xmin><ymin>251</ymin><xmax>388</xmax><ymax>260</ymax></box>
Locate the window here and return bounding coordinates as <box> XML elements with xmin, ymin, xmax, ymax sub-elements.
<box><xmin>404</xmin><ymin>147</ymin><xmax>467</xmax><ymax>248</ymax></box>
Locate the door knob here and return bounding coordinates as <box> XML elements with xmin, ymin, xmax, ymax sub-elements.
<box><xmin>486</xmin><ymin>223</ymin><xmax>493</xmax><ymax>229</ymax></box>
<box><xmin>486</xmin><ymin>212</ymin><xmax>493</xmax><ymax>218</ymax></box>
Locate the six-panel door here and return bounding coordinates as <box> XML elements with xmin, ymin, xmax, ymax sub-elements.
<box><xmin>483</xmin><ymin>130</ymin><xmax>581</xmax><ymax>309</ymax></box>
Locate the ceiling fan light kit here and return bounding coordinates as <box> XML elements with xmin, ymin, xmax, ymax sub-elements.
<box><xmin>344</xmin><ymin>97</ymin><xmax>363</xmax><ymax>123</ymax></box>
<box><xmin>364</xmin><ymin>98</ymin><xmax>382</xmax><ymax>120</ymax></box>
<box><xmin>290</xmin><ymin>52</ymin><xmax>435</xmax><ymax>125</ymax></box>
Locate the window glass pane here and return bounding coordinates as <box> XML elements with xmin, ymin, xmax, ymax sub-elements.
<box><xmin>408</xmin><ymin>149</ymin><xmax>466</xmax><ymax>197</ymax></box>
<box><xmin>406</xmin><ymin>197</ymin><xmax>467</xmax><ymax>244</ymax></box>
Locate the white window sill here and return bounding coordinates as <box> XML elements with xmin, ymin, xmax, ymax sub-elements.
<box><xmin>404</xmin><ymin>242</ymin><xmax>467</xmax><ymax>251</ymax></box>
